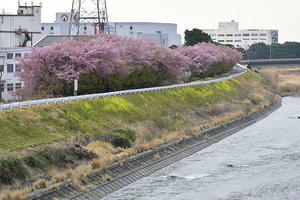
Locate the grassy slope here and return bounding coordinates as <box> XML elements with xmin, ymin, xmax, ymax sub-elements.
<box><xmin>0</xmin><ymin>71</ymin><xmax>261</xmax><ymax>153</ymax></box>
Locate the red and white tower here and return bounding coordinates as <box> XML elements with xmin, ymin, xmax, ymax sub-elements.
<box><xmin>69</xmin><ymin>0</ymin><xmax>109</xmax><ymax>36</ymax></box>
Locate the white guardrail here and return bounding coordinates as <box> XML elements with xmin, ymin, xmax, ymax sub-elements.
<box><xmin>0</xmin><ymin>65</ymin><xmax>247</xmax><ymax>112</ymax></box>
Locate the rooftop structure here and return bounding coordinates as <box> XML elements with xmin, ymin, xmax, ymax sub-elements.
<box><xmin>0</xmin><ymin>2</ymin><xmax>42</xmax><ymax>48</ymax></box>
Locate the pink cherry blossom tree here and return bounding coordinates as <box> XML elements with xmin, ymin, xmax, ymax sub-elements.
<box><xmin>16</xmin><ymin>35</ymin><xmax>242</xmax><ymax>98</ymax></box>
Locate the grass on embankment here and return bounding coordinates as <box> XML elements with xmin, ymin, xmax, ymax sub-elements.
<box><xmin>0</xmin><ymin>70</ymin><xmax>280</xmax><ymax>198</ymax></box>
<box><xmin>0</xmin><ymin>72</ymin><xmax>253</xmax><ymax>153</ymax></box>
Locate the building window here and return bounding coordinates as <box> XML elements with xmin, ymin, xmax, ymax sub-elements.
<box><xmin>15</xmin><ymin>83</ymin><xmax>22</xmax><ymax>90</ymax></box>
<box><xmin>16</xmin><ymin>65</ymin><xmax>21</xmax><ymax>72</ymax></box>
<box><xmin>210</xmin><ymin>34</ymin><xmax>216</xmax><ymax>37</ymax></box>
<box><xmin>243</xmin><ymin>34</ymin><xmax>250</xmax><ymax>36</ymax></box>
<box><xmin>163</xmin><ymin>39</ymin><xmax>165</xmax><ymax>44</ymax></box>
<box><xmin>251</xmin><ymin>38</ymin><xmax>258</xmax><ymax>40</ymax></box>
<box><xmin>7</xmin><ymin>64</ymin><xmax>14</xmax><ymax>73</ymax></box>
<box><xmin>0</xmin><ymin>65</ymin><xmax>3</xmax><ymax>73</ymax></box>
<box><xmin>217</xmin><ymin>34</ymin><xmax>225</xmax><ymax>37</ymax></box>
<box><xmin>50</xmin><ymin>27</ymin><xmax>54</xmax><ymax>30</ymax></box>
<box><xmin>235</xmin><ymin>40</ymin><xmax>241</xmax><ymax>42</ymax></box>
<box><xmin>251</xmin><ymin>33</ymin><xmax>258</xmax><ymax>36</ymax></box>
<box><xmin>15</xmin><ymin>53</ymin><xmax>22</xmax><ymax>58</ymax></box>
<box><xmin>157</xmin><ymin>31</ymin><xmax>161</xmax><ymax>33</ymax></box>
<box><xmin>129</xmin><ymin>26</ymin><xmax>133</xmax><ymax>30</ymax></box>
<box><xmin>226</xmin><ymin>40</ymin><xmax>233</xmax><ymax>42</ymax></box>
<box><xmin>234</xmin><ymin>34</ymin><xmax>241</xmax><ymax>36</ymax></box>
<box><xmin>7</xmin><ymin>84</ymin><xmax>13</xmax><ymax>92</ymax></box>
<box><xmin>218</xmin><ymin>40</ymin><xmax>225</xmax><ymax>42</ymax></box>
<box><xmin>260</xmin><ymin>33</ymin><xmax>267</xmax><ymax>36</ymax></box>
<box><xmin>260</xmin><ymin>38</ymin><xmax>266</xmax><ymax>40</ymax></box>
<box><xmin>243</xmin><ymin>38</ymin><xmax>250</xmax><ymax>40</ymax></box>
<box><xmin>7</xmin><ymin>53</ymin><xmax>14</xmax><ymax>59</ymax></box>
<box><xmin>226</xmin><ymin>34</ymin><xmax>233</xmax><ymax>37</ymax></box>
<box><xmin>0</xmin><ymin>83</ymin><xmax>4</xmax><ymax>92</ymax></box>
<box><xmin>41</xmin><ymin>27</ymin><xmax>44</xmax><ymax>31</ymax></box>
<box><xmin>84</xmin><ymin>26</ymin><xmax>87</xmax><ymax>30</ymax></box>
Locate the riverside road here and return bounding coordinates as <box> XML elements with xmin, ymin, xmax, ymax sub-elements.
<box><xmin>104</xmin><ymin>95</ymin><xmax>300</xmax><ymax>200</ymax></box>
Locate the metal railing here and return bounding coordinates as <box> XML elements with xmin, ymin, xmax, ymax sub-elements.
<box><xmin>0</xmin><ymin>65</ymin><xmax>247</xmax><ymax>112</ymax></box>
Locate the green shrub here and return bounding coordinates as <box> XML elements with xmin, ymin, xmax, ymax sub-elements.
<box><xmin>109</xmin><ymin>129</ymin><xmax>137</xmax><ymax>148</ymax></box>
<box><xmin>23</xmin><ymin>145</ymin><xmax>96</xmax><ymax>172</ymax></box>
<box><xmin>111</xmin><ymin>135</ymin><xmax>132</xmax><ymax>148</ymax></box>
<box><xmin>197</xmin><ymin>62</ymin><xmax>234</xmax><ymax>78</ymax></box>
<box><xmin>23</xmin><ymin>147</ymin><xmax>72</xmax><ymax>170</ymax></box>
<box><xmin>65</xmin><ymin>67</ymin><xmax>171</xmax><ymax>96</ymax></box>
<box><xmin>112</xmin><ymin>129</ymin><xmax>136</xmax><ymax>142</ymax></box>
<box><xmin>153</xmin><ymin>117</ymin><xmax>175</xmax><ymax>130</ymax></box>
<box><xmin>23</xmin><ymin>155</ymin><xmax>44</xmax><ymax>169</ymax></box>
<box><xmin>0</xmin><ymin>157</ymin><xmax>28</xmax><ymax>184</ymax></box>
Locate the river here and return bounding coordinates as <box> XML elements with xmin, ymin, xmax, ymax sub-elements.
<box><xmin>103</xmin><ymin>95</ymin><xmax>300</xmax><ymax>200</ymax></box>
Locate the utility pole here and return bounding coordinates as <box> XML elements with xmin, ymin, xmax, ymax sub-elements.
<box><xmin>69</xmin><ymin>0</ymin><xmax>109</xmax><ymax>37</ymax></box>
<box><xmin>269</xmin><ymin>44</ymin><xmax>272</xmax><ymax>60</ymax></box>
<box><xmin>0</xmin><ymin>66</ymin><xmax>4</xmax><ymax>101</ymax></box>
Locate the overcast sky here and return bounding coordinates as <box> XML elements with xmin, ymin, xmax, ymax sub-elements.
<box><xmin>2</xmin><ymin>0</ymin><xmax>300</xmax><ymax>43</ymax></box>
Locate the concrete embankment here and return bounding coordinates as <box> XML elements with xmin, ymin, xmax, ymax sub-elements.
<box><xmin>27</xmin><ymin>96</ymin><xmax>282</xmax><ymax>200</ymax></box>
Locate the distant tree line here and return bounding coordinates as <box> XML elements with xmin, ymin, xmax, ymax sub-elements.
<box><xmin>243</xmin><ymin>42</ymin><xmax>300</xmax><ymax>60</ymax></box>
<box><xmin>183</xmin><ymin>28</ymin><xmax>300</xmax><ymax>60</ymax></box>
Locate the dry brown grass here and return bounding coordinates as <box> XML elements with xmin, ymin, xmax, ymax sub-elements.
<box><xmin>154</xmin><ymin>153</ymin><xmax>161</xmax><ymax>160</ymax></box>
<box><xmin>0</xmin><ymin>189</ymin><xmax>24</xmax><ymax>200</ymax></box>
<box><xmin>51</xmin><ymin>169</ymin><xmax>73</xmax><ymax>183</ymax></box>
<box><xmin>86</xmin><ymin>141</ymin><xmax>116</xmax><ymax>156</ymax></box>
<box><xmin>33</xmin><ymin>179</ymin><xmax>48</xmax><ymax>190</ymax></box>
<box><xmin>259</xmin><ymin>67</ymin><xmax>300</xmax><ymax>96</ymax></box>
<box><xmin>91</xmin><ymin>156</ymin><xmax>116</xmax><ymax>170</ymax></box>
<box><xmin>101</xmin><ymin>174</ymin><xmax>112</xmax><ymax>182</ymax></box>
<box><xmin>206</xmin><ymin>102</ymin><xmax>227</xmax><ymax>115</ymax></box>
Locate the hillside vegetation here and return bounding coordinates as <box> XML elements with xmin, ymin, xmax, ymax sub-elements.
<box><xmin>0</xmin><ymin>70</ymin><xmax>280</xmax><ymax>198</ymax></box>
<box><xmin>1</xmin><ymin>73</ymin><xmax>242</xmax><ymax>153</ymax></box>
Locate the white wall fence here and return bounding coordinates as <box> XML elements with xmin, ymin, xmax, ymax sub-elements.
<box><xmin>0</xmin><ymin>65</ymin><xmax>247</xmax><ymax>112</ymax></box>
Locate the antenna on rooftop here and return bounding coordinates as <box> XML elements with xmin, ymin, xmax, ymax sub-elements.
<box><xmin>68</xmin><ymin>0</ymin><xmax>109</xmax><ymax>37</ymax></box>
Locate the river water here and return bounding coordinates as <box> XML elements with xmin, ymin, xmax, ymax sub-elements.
<box><xmin>104</xmin><ymin>96</ymin><xmax>300</xmax><ymax>200</ymax></box>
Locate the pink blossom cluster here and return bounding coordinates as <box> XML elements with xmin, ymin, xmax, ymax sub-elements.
<box><xmin>17</xmin><ymin>35</ymin><xmax>242</xmax><ymax>98</ymax></box>
<box><xmin>175</xmin><ymin>43</ymin><xmax>243</xmax><ymax>74</ymax></box>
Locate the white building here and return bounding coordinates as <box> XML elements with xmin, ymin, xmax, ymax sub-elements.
<box><xmin>41</xmin><ymin>12</ymin><xmax>182</xmax><ymax>48</ymax></box>
<box><xmin>0</xmin><ymin>3</ymin><xmax>42</xmax><ymax>47</ymax></box>
<box><xmin>0</xmin><ymin>3</ymin><xmax>42</xmax><ymax>101</ymax></box>
<box><xmin>203</xmin><ymin>21</ymin><xmax>278</xmax><ymax>50</ymax></box>
<box><xmin>0</xmin><ymin>48</ymin><xmax>29</xmax><ymax>101</ymax></box>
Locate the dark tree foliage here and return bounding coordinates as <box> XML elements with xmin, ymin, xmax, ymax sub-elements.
<box><xmin>63</xmin><ymin>67</ymin><xmax>172</xmax><ymax>96</ymax></box>
<box><xmin>169</xmin><ymin>45</ymin><xmax>178</xmax><ymax>49</ymax></box>
<box><xmin>184</xmin><ymin>29</ymin><xmax>212</xmax><ymax>46</ymax></box>
<box><xmin>243</xmin><ymin>42</ymin><xmax>300</xmax><ymax>59</ymax></box>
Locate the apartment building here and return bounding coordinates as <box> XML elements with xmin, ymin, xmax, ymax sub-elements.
<box><xmin>0</xmin><ymin>3</ymin><xmax>42</xmax><ymax>101</ymax></box>
<box><xmin>203</xmin><ymin>21</ymin><xmax>278</xmax><ymax>50</ymax></box>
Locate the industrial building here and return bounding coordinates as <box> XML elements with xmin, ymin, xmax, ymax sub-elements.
<box><xmin>0</xmin><ymin>3</ymin><xmax>41</xmax><ymax>101</ymax></box>
<box><xmin>203</xmin><ymin>21</ymin><xmax>278</xmax><ymax>50</ymax></box>
<box><xmin>41</xmin><ymin>12</ymin><xmax>182</xmax><ymax>48</ymax></box>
